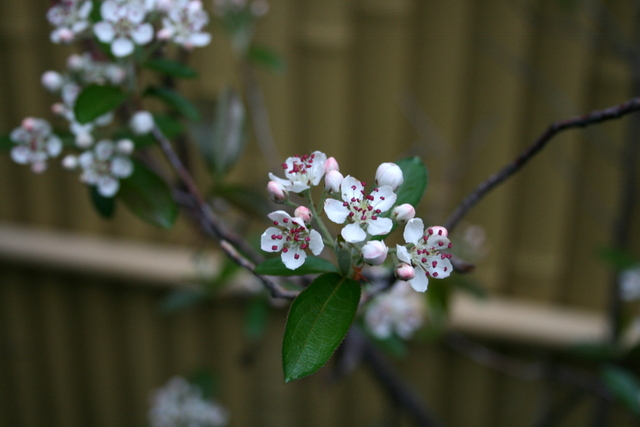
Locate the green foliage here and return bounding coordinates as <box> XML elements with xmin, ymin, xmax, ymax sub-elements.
<box><xmin>118</xmin><ymin>160</ymin><xmax>178</xmax><ymax>229</ymax></box>
<box><xmin>144</xmin><ymin>58</ymin><xmax>198</xmax><ymax>79</ymax></box>
<box><xmin>144</xmin><ymin>86</ymin><xmax>200</xmax><ymax>121</ymax></box>
<box><xmin>247</xmin><ymin>45</ymin><xmax>286</xmax><ymax>73</ymax></box>
<box><xmin>601</xmin><ymin>365</ymin><xmax>640</xmax><ymax>416</ymax></box>
<box><xmin>451</xmin><ymin>275</ymin><xmax>487</xmax><ymax>300</ymax></box>
<box><xmin>212</xmin><ymin>183</ymin><xmax>271</xmax><ymax>218</ymax></box>
<box><xmin>0</xmin><ymin>134</ymin><xmax>12</xmax><ymax>151</ymax></box>
<box><xmin>255</xmin><ymin>256</ymin><xmax>338</xmax><ymax>276</ymax></box>
<box><xmin>570</xmin><ymin>342</ymin><xmax>621</xmax><ymax>363</ymax></box>
<box><xmin>598</xmin><ymin>247</ymin><xmax>638</xmax><ymax>270</ymax></box>
<box><xmin>282</xmin><ymin>273</ymin><xmax>361</xmax><ymax>382</ymax></box>
<box><xmin>245</xmin><ymin>297</ymin><xmax>270</xmax><ymax>341</ymax></box>
<box><xmin>394</xmin><ymin>157</ymin><xmax>428</xmax><ymax>208</ymax></box>
<box><xmin>89</xmin><ymin>185</ymin><xmax>116</xmax><ymax>218</ymax></box>
<box><xmin>74</xmin><ymin>84</ymin><xmax>128</xmax><ymax>124</ymax></box>
<box><xmin>160</xmin><ymin>287</ymin><xmax>208</xmax><ymax>314</ymax></box>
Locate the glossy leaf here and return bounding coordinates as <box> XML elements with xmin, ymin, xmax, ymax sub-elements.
<box><xmin>255</xmin><ymin>256</ymin><xmax>338</xmax><ymax>276</ymax></box>
<box><xmin>118</xmin><ymin>160</ymin><xmax>178</xmax><ymax>229</ymax></box>
<box><xmin>282</xmin><ymin>273</ymin><xmax>361</xmax><ymax>382</ymax></box>
<box><xmin>394</xmin><ymin>157</ymin><xmax>428</xmax><ymax>208</ymax></box>
<box><xmin>247</xmin><ymin>45</ymin><xmax>286</xmax><ymax>73</ymax></box>
<box><xmin>74</xmin><ymin>84</ymin><xmax>128</xmax><ymax>124</ymax></box>
<box><xmin>601</xmin><ymin>365</ymin><xmax>640</xmax><ymax>415</ymax></box>
<box><xmin>144</xmin><ymin>58</ymin><xmax>198</xmax><ymax>78</ymax></box>
<box><xmin>89</xmin><ymin>185</ymin><xmax>116</xmax><ymax>218</ymax></box>
<box><xmin>144</xmin><ymin>86</ymin><xmax>200</xmax><ymax>121</ymax></box>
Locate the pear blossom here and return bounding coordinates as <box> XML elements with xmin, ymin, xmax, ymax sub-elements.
<box><xmin>396</xmin><ymin>219</ymin><xmax>453</xmax><ymax>292</ymax></box>
<box><xmin>324</xmin><ymin>169</ymin><xmax>343</xmax><ymax>193</ymax></box>
<box><xmin>293</xmin><ymin>206</ymin><xmax>312</xmax><ymax>224</ymax></box>
<box><xmin>41</xmin><ymin>71</ymin><xmax>65</xmax><ymax>92</ymax></box>
<box><xmin>9</xmin><ymin>118</ymin><xmax>62</xmax><ymax>173</ymax></box>
<box><xmin>361</xmin><ymin>240</ymin><xmax>389</xmax><ymax>266</ymax></box>
<box><xmin>395</xmin><ymin>263</ymin><xmax>415</xmax><ymax>281</ymax></box>
<box><xmin>391</xmin><ymin>203</ymin><xmax>415</xmax><ymax>224</ymax></box>
<box><xmin>325</xmin><ymin>156</ymin><xmax>339</xmax><ymax>173</ymax></box>
<box><xmin>269</xmin><ymin>151</ymin><xmax>327</xmax><ymax>193</ymax></box>
<box><xmin>157</xmin><ymin>0</ymin><xmax>211</xmax><ymax>49</ymax></box>
<box><xmin>260</xmin><ymin>210</ymin><xmax>324</xmax><ymax>270</ymax></box>
<box><xmin>94</xmin><ymin>1</ymin><xmax>154</xmax><ymax>57</ymax></box>
<box><xmin>267</xmin><ymin>180</ymin><xmax>287</xmax><ymax>203</ymax></box>
<box><xmin>375</xmin><ymin>162</ymin><xmax>403</xmax><ymax>191</ymax></box>
<box><xmin>324</xmin><ymin>176</ymin><xmax>396</xmax><ymax>243</ymax></box>
<box><xmin>47</xmin><ymin>0</ymin><xmax>93</xmax><ymax>44</ymax></box>
<box><xmin>365</xmin><ymin>281</ymin><xmax>426</xmax><ymax>339</ymax></box>
<box><xmin>66</xmin><ymin>53</ymin><xmax>127</xmax><ymax>86</ymax></box>
<box><xmin>78</xmin><ymin>139</ymin><xmax>134</xmax><ymax>197</ymax></box>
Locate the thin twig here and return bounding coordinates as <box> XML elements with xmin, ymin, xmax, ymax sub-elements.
<box><xmin>444</xmin><ymin>97</ymin><xmax>640</xmax><ymax>232</ymax></box>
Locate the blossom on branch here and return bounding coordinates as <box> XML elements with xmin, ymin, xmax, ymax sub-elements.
<box><xmin>324</xmin><ymin>176</ymin><xmax>396</xmax><ymax>243</ymax></box>
<box><xmin>396</xmin><ymin>219</ymin><xmax>452</xmax><ymax>292</ymax></box>
<box><xmin>47</xmin><ymin>0</ymin><xmax>93</xmax><ymax>43</ymax></box>
<box><xmin>268</xmin><ymin>151</ymin><xmax>327</xmax><ymax>193</ymax></box>
<box><xmin>157</xmin><ymin>0</ymin><xmax>211</xmax><ymax>49</ymax></box>
<box><xmin>10</xmin><ymin>118</ymin><xmax>62</xmax><ymax>173</ymax></box>
<box><xmin>77</xmin><ymin>139</ymin><xmax>134</xmax><ymax>197</ymax></box>
<box><xmin>365</xmin><ymin>281</ymin><xmax>425</xmax><ymax>340</ymax></box>
<box><xmin>260</xmin><ymin>210</ymin><xmax>324</xmax><ymax>270</ymax></box>
<box><xmin>94</xmin><ymin>1</ymin><xmax>154</xmax><ymax>57</ymax></box>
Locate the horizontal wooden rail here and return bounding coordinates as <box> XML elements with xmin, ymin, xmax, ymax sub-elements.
<box><xmin>0</xmin><ymin>223</ymin><xmax>607</xmax><ymax>347</ymax></box>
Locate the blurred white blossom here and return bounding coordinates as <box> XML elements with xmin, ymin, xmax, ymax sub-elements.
<box><xmin>365</xmin><ymin>281</ymin><xmax>426</xmax><ymax>340</ymax></box>
<box><xmin>149</xmin><ymin>377</ymin><xmax>228</xmax><ymax>427</ymax></box>
<box><xmin>47</xmin><ymin>0</ymin><xmax>93</xmax><ymax>43</ymax></box>
<box><xmin>621</xmin><ymin>266</ymin><xmax>640</xmax><ymax>302</ymax></box>
<box><xmin>94</xmin><ymin>0</ymin><xmax>154</xmax><ymax>57</ymax></box>
<box><xmin>9</xmin><ymin>118</ymin><xmax>62</xmax><ymax>173</ymax></box>
<box><xmin>157</xmin><ymin>0</ymin><xmax>211</xmax><ymax>49</ymax></box>
<box><xmin>78</xmin><ymin>139</ymin><xmax>134</xmax><ymax>197</ymax></box>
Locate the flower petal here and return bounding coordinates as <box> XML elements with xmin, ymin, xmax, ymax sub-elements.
<box><xmin>403</xmin><ymin>218</ymin><xmax>424</xmax><ymax>245</ymax></box>
<box><xmin>111</xmin><ymin>37</ymin><xmax>134</xmax><ymax>57</ymax></box>
<box><xmin>424</xmin><ymin>256</ymin><xmax>452</xmax><ymax>279</ymax></box>
<box><xmin>308</xmin><ymin>151</ymin><xmax>327</xmax><ymax>185</ymax></box>
<box><xmin>282</xmin><ymin>247</ymin><xmax>306</xmax><ymax>270</ymax></box>
<box><xmin>131</xmin><ymin>23</ymin><xmax>153</xmax><ymax>45</ymax></box>
<box><xmin>341</xmin><ymin>223</ymin><xmax>366</xmax><ymax>243</ymax></box>
<box><xmin>341</xmin><ymin>176</ymin><xmax>362</xmax><ymax>202</ymax></box>
<box><xmin>426</xmin><ymin>234</ymin><xmax>450</xmax><ymax>251</ymax></box>
<box><xmin>260</xmin><ymin>227</ymin><xmax>284</xmax><ymax>252</ymax></box>
<box><xmin>366</xmin><ymin>217</ymin><xmax>392</xmax><ymax>236</ymax></box>
<box><xmin>267</xmin><ymin>210</ymin><xmax>293</xmax><ymax>226</ymax></box>
<box><xmin>371</xmin><ymin>185</ymin><xmax>397</xmax><ymax>212</ymax></box>
<box><xmin>308</xmin><ymin>230</ymin><xmax>324</xmax><ymax>255</ymax></box>
<box><xmin>409</xmin><ymin>271</ymin><xmax>429</xmax><ymax>292</ymax></box>
<box><xmin>324</xmin><ymin>199</ymin><xmax>349</xmax><ymax>224</ymax></box>
<box><xmin>396</xmin><ymin>244</ymin><xmax>411</xmax><ymax>264</ymax></box>
<box><xmin>93</xmin><ymin>22</ymin><xmax>115</xmax><ymax>42</ymax></box>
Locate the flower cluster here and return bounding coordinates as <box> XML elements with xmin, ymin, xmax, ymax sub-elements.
<box><xmin>149</xmin><ymin>377</ymin><xmax>229</xmax><ymax>427</ymax></box>
<box><xmin>262</xmin><ymin>151</ymin><xmax>453</xmax><ymax>292</ymax></box>
<box><xmin>365</xmin><ymin>281</ymin><xmax>426</xmax><ymax>339</ymax></box>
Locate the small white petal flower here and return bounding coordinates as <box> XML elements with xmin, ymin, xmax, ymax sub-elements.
<box><xmin>269</xmin><ymin>151</ymin><xmax>327</xmax><ymax>193</ymax></box>
<box><xmin>361</xmin><ymin>240</ymin><xmax>388</xmax><ymax>266</ymax></box>
<box><xmin>159</xmin><ymin>0</ymin><xmax>212</xmax><ymax>49</ymax></box>
<box><xmin>324</xmin><ymin>169</ymin><xmax>343</xmax><ymax>193</ymax></box>
<box><xmin>324</xmin><ymin>176</ymin><xmax>396</xmax><ymax>243</ymax></box>
<box><xmin>365</xmin><ymin>281</ymin><xmax>426</xmax><ymax>340</ymax></box>
<box><xmin>94</xmin><ymin>1</ymin><xmax>153</xmax><ymax>57</ymax></box>
<box><xmin>9</xmin><ymin>118</ymin><xmax>61</xmax><ymax>173</ymax></box>
<box><xmin>391</xmin><ymin>203</ymin><xmax>415</xmax><ymax>224</ymax></box>
<box><xmin>47</xmin><ymin>0</ymin><xmax>93</xmax><ymax>44</ymax></box>
<box><xmin>260</xmin><ymin>210</ymin><xmax>324</xmax><ymax>270</ymax></box>
<box><xmin>395</xmin><ymin>218</ymin><xmax>453</xmax><ymax>292</ymax></box>
<box><xmin>41</xmin><ymin>71</ymin><xmax>65</xmax><ymax>92</ymax></box>
<box><xmin>78</xmin><ymin>139</ymin><xmax>134</xmax><ymax>197</ymax></box>
<box><xmin>375</xmin><ymin>162</ymin><xmax>403</xmax><ymax>191</ymax></box>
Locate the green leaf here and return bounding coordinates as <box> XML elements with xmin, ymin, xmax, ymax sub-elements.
<box><xmin>451</xmin><ymin>275</ymin><xmax>487</xmax><ymax>300</ymax></box>
<box><xmin>0</xmin><ymin>134</ymin><xmax>12</xmax><ymax>151</ymax></box>
<box><xmin>255</xmin><ymin>256</ymin><xmax>338</xmax><ymax>276</ymax></box>
<box><xmin>395</xmin><ymin>157</ymin><xmax>428</xmax><ymax>208</ymax></box>
<box><xmin>570</xmin><ymin>342</ymin><xmax>620</xmax><ymax>362</ymax></box>
<box><xmin>89</xmin><ymin>185</ymin><xmax>116</xmax><ymax>218</ymax></box>
<box><xmin>188</xmin><ymin>368</ymin><xmax>218</xmax><ymax>400</ymax></box>
<box><xmin>74</xmin><ymin>84</ymin><xmax>128</xmax><ymax>124</ymax></box>
<box><xmin>213</xmin><ymin>183</ymin><xmax>270</xmax><ymax>217</ymax></box>
<box><xmin>245</xmin><ymin>297</ymin><xmax>270</xmax><ymax>341</ymax></box>
<box><xmin>144</xmin><ymin>58</ymin><xmax>198</xmax><ymax>79</ymax></box>
<box><xmin>282</xmin><ymin>273</ymin><xmax>361</xmax><ymax>382</ymax></box>
<box><xmin>144</xmin><ymin>86</ymin><xmax>200</xmax><ymax>121</ymax></box>
<box><xmin>118</xmin><ymin>160</ymin><xmax>178</xmax><ymax>229</ymax></box>
<box><xmin>601</xmin><ymin>365</ymin><xmax>640</xmax><ymax>416</ymax></box>
<box><xmin>598</xmin><ymin>247</ymin><xmax>638</xmax><ymax>270</ymax></box>
<box><xmin>247</xmin><ymin>45</ymin><xmax>286</xmax><ymax>73</ymax></box>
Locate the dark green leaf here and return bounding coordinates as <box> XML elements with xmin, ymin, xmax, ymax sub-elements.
<box><xmin>89</xmin><ymin>185</ymin><xmax>116</xmax><ymax>218</ymax></box>
<box><xmin>394</xmin><ymin>157</ymin><xmax>428</xmax><ymax>208</ymax></box>
<box><xmin>144</xmin><ymin>86</ymin><xmax>200</xmax><ymax>121</ymax></box>
<box><xmin>247</xmin><ymin>45</ymin><xmax>286</xmax><ymax>73</ymax></box>
<box><xmin>598</xmin><ymin>247</ymin><xmax>638</xmax><ymax>270</ymax></box>
<box><xmin>601</xmin><ymin>365</ymin><xmax>640</xmax><ymax>415</ymax></box>
<box><xmin>0</xmin><ymin>134</ymin><xmax>12</xmax><ymax>151</ymax></box>
<box><xmin>144</xmin><ymin>58</ymin><xmax>198</xmax><ymax>78</ymax></box>
<box><xmin>571</xmin><ymin>342</ymin><xmax>620</xmax><ymax>362</ymax></box>
<box><xmin>336</xmin><ymin>241</ymin><xmax>353</xmax><ymax>278</ymax></box>
<box><xmin>255</xmin><ymin>256</ymin><xmax>338</xmax><ymax>276</ymax></box>
<box><xmin>74</xmin><ymin>84</ymin><xmax>128</xmax><ymax>124</ymax></box>
<box><xmin>245</xmin><ymin>297</ymin><xmax>270</xmax><ymax>340</ymax></box>
<box><xmin>188</xmin><ymin>368</ymin><xmax>218</xmax><ymax>400</ymax></box>
<box><xmin>282</xmin><ymin>273</ymin><xmax>361</xmax><ymax>382</ymax></box>
<box><xmin>118</xmin><ymin>160</ymin><xmax>178</xmax><ymax>229</ymax></box>
<box><xmin>213</xmin><ymin>184</ymin><xmax>270</xmax><ymax>217</ymax></box>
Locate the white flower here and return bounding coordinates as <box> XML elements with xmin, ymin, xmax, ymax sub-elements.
<box><xmin>396</xmin><ymin>219</ymin><xmax>453</xmax><ymax>292</ymax></box>
<box><xmin>325</xmin><ymin>156</ymin><xmax>339</xmax><ymax>173</ymax></box>
<box><xmin>94</xmin><ymin>1</ymin><xmax>154</xmax><ymax>57</ymax></box>
<box><xmin>391</xmin><ymin>203</ymin><xmax>415</xmax><ymax>224</ymax></box>
<box><xmin>47</xmin><ymin>0</ymin><xmax>93</xmax><ymax>43</ymax></box>
<box><xmin>260</xmin><ymin>210</ymin><xmax>324</xmax><ymax>270</ymax></box>
<box><xmin>365</xmin><ymin>281</ymin><xmax>426</xmax><ymax>340</ymax></box>
<box><xmin>78</xmin><ymin>139</ymin><xmax>134</xmax><ymax>197</ymax></box>
<box><xmin>375</xmin><ymin>162</ymin><xmax>403</xmax><ymax>191</ymax></box>
<box><xmin>130</xmin><ymin>110</ymin><xmax>155</xmax><ymax>134</ymax></box>
<box><xmin>41</xmin><ymin>71</ymin><xmax>65</xmax><ymax>92</ymax></box>
<box><xmin>66</xmin><ymin>53</ymin><xmax>127</xmax><ymax>86</ymax></box>
<box><xmin>361</xmin><ymin>240</ymin><xmax>388</xmax><ymax>266</ymax></box>
<box><xmin>324</xmin><ymin>176</ymin><xmax>396</xmax><ymax>243</ymax></box>
<box><xmin>10</xmin><ymin>118</ymin><xmax>62</xmax><ymax>173</ymax></box>
<box><xmin>395</xmin><ymin>263</ymin><xmax>415</xmax><ymax>281</ymax></box>
<box><xmin>269</xmin><ymin>151</ymin><xmax>327</xmax><ymax>193</ymax></box>
<box><xmin>149</xmin><ymin>376</ymin><xmax>229</xmax><ymax>427</ymax></box>
<box><xmin>158</xmin><ymin>0</ymin><xmax>211</xmax><ymax>49</ymax></box>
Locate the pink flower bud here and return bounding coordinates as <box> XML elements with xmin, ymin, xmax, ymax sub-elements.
<box><xmin>51</xmin><ymin>103</ymin><xmax>65</xmax><ymax>115</ymax></box>
<box><xmin>41</xmin><ymin>71</ymin><xmax>64</xmax><ymax>92</ymax></box>
<box><xmin>391</xmin><ymin>203</ymin><xmax>415</xmax><ymax>224</ymax></box>
<box><xmin>325</xmin><ymin>156</ymin><xmax>340</xmax><ymax>173</ymax></box>
<box><xmin>267</xmin><ymin>180</ymin><xmax>287</xmax><ymax>203</ymax></box>
<box><xmin>157</xmin><ymin>28</ymin><xmax>172</xmax><ymax>41</ymax></box>
<box><xmin>294</xmin><ymin>206</ymin><xmax>313</xmax><ymax>224</ymax></box>
<box><xmin>21</xmin><ymin>117</ymin><xmax>36</xmax><ymax>131</ymax></box>
<box><xmin>324</xmin><ymin>170</ymin><xmax>344</xmax><ymax>193</ymax></box>
<box><xmin>427</xmin><ymin>226</ymin><xmax>448</xmax><ymax>238</ymax></box>
<box><xmin>361</xmin><ymin>240</ymin><xmax>389</xmax><ymax>266</ymax></box>
<box><xmin>375</xmin><ymin>162</ymin><xmax>403</xmax><ymax>191</ymax></box>
<box><xmin>395</xmin><ymin>263</ymin><xmax>415</xmax><ymax>281</ymax></box>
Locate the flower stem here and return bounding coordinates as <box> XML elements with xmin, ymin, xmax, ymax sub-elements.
<box><xmin>303</xmin><ymin>189</ymin><xmax>334</xmax><ymax>249</ymax></box>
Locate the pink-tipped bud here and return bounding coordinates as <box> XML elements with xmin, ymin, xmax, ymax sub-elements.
<box><xmin>41</xmin><ymin>71</ymin><xmax>64</xmax><ymax>92</ymax></box>
<box><xmin>157</xmin><ymin>28</ymin><xmax>172</xmax><ymax>41</ymax></box>
<box><xmin>324</xmin><ymin>156</ymin><xmax>339</xmax><ymax>173</ymax></box>
<box><xmin>57</xmin><ymin>28</ymin><xmax>74</xmax><ymax>43</ymax></box>
<box><xmin>324</xmin><ymin>169</ymin><xmax>344</xmax><ymax>193</ymax></box>
<box><xmin>21</xmin><ymin>117</ymin><xmax>37</xmax><ymax>131</ymax></box>
<box><xmin>375</xmin><ymin>162</ymin><xmax>403</xmax><ymax>191</ymax></box>
<box><xmin>294</xmin><ymin>206</ymin><xmax>312</xmax><ymax>224</ymax></box>
<box><xmin>51</xmin><ymin>103</ymin><xmax>66</xmax><ymax>115</ymax></box>
<box><xmin>267</xmin><ymin>180</ymin><xmax>288</xmax><ymax>203</ymax></box>
<box><xmin>391</xmin><ymin>203</ymin><xmax>415</xmax><ymax>224</ymax></box>
<box><xmin>427</xmin><ymin>226</ymin><xmax>448</xmax><ymax>238</ymax></box>
<box><xmin>395</xmin><ymin>263</ymin><xmax>415</xmax><ymax>281</ymax></box>
<box><xmin>361</xmin><ymin>240</ymin><xmax>388</xmax><ymax>266</ymax></box>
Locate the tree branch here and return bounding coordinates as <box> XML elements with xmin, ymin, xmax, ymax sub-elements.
<box><xmin>444</xmin><ymin>97</ymin><xmax>640</xmax><ymax>232</ymax></box>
